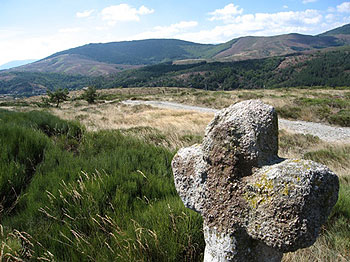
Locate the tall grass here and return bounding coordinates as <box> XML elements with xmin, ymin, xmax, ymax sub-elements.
<box><xmin>280</xmin><ymin>131</ymin><xmax>350</xmax><ymax>261</ymax></box>
<box><xmin>0</xmin><ymin>109</ymin><xmax>204</xmax><ymax>261</ymax></box>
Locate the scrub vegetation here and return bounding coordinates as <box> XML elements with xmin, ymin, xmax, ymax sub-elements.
<box><xmin>0</xmin><ymin>87</ymin><xmax>349</xmax><ymax>261</ymax></box>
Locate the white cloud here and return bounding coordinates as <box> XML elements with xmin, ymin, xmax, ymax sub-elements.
<box><xmin>328</xmin><ymin>7</ymin><xmax>336</xmax><ymax>13</ymax></box>
<box><xmin>283</xmin><ymin>5</ymin><xmax>289</xmax><ymax>9</ymax></box>
<box><xmin>58</xmin><ymin>27</ymin><xmax>82</xmax><ymax>33</ymax></box>
<box><xmin>208</xmin><ymin>3</ymin><xmax>243</xmax><ymax>22</ymax></box>
<box><xmin>0</xmin><ymin>34</ymin><xmax>86</xmax><ymax>65</ymax></box>
<box><xmin>326</xmin><ymin>14</ymin><xmax>335</xmax><ymax>22</ymax></box>
<box><xmin>302</xmin><ymin>0</ymin><xmax>317</xmax><ymax>4</ymax></box>
<box><xmin>101</xmin><ymin>4</ymin><xmax>154</xmax><ymax>26</ymax></box>
<box><xmin>337</xmin><ymin>2</ymin><xmax>350</xmax><ymax>13</ymax></box>
<box><xmin>76</xmin><ymin>10</ymin><xmax>95</xmax><ymax>18</ymax></box>
<box><xmin>177</xmin><ymin>9</ymin><xmax>325</xmax><ymax>43</ymax></box>
<box><xmin>132</xmin><ymin>21</ymin><xmax>198</xmax><ymax>40</ymax></box>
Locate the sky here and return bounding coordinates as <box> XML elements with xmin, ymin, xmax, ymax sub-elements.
<box><xmin>1</xmin><ymin>0</ymin><xmax>350</xmax><ymax>65</ymax></box>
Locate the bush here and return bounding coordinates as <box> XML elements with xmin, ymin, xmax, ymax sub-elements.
<box><xmin>47</xmin><ymin>88</ymin><xmax>69</xmax><ymax>107</ymax></box>
<box><xmin>275</xmin><ymin>106</ymin><xmax>301</xmax><ymax>119</ymax></box>
<box><xmin>81</xmin><ymin>86</ymin><xmax>97</xmax><ymax>104</ymax></box>
<box><xmin>329</xmin><ymin>110</ymin><xmax>350</xmax><ymax>127</ymax></box>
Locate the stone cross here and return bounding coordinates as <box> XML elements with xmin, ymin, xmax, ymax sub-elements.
<box><xmin>172</xmin><ymin>100</ymin><xmax>339</xmax><ymax>262</ymax></box>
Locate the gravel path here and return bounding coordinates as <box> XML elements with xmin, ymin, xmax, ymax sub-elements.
<box><xmin>122</xmin><ymin>100</ymin><xmax>350</xmax><ymax>143</ymax></box>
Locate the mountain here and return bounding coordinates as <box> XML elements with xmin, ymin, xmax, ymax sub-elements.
<box><xmin>0</xmin><ymin>59</ymin><xmax>37</xmax><ymax>70</ymax></box>
<box><xmin>213</xmin><ymin>33</ymin><xmax>341</xmax><ymax>61</ymax></box>
<box><xmin>12</xmin><ymin>24</ymin><xmax>350</xmax><ymax>76</ymax></box>
<box><xmin>2</xmin><ymin>23</ymin><xmax>350</xmax><ymax>96</ymax></box>
<box><xmin>11</xmin><ymin>54</ymin><xmax>141</xmax><ymax>76</ymax></box>
<box><xmin>8</xmin><ymin>24</ymin><xmax>350</xmax><ymax>76</ymax></box>
<box><xmin>45</xmin><ymin>39</ymin><xmax>217</xmax><ymax>65</ymax></box>
<box><xmin>319</xmin><ymin>23</ymin><xmax>350</xmax><ymax>36</ymax></box>
<box><xmin>12</xmin><ymin>39</ymin><xmax>222</xmax><ymax>77</ymax></box>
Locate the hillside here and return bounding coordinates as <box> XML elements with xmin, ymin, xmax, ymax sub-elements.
<box><xmin>11</xmin><ymin>54</ymin><xmax>141</xmax><ymax>76</ymax></box>
<box><xmin>0</xmin><ymin>71</ymin><xmax>94</xmax><ymax>96</ymax></box>
<box><xmin>214</xmin><ymin>34</ymin><xmax>341</xmax><ymax>61</ymax></box>
<box><xmin>108</xmin><ymin>45</ymin><xmax>350</xmax><ymax>90</ymax></box>
<box><xmin>11</xmin><ymin>23</ymin><xmax>350</xmax><ymax>77</ymax></box>
<box><xmin>46</xmin><ymin>39</ymin><xmax>216</xmax><ymax>65</ymax></box>
<box><xmin>2</xmin><ymin>45</ymin><xmax>350</xmax><ymax>96</ymax></box>
<box><xmin>320</xmin><ymin>23</ymin><xmax>350</xmax><ymax>36</ymax></box>
<box><xmin>2</xmin><ymin>23</ymin><xmax>350</xmax><ymax>95</ymax></box>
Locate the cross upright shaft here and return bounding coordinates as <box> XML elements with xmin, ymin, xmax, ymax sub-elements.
<box><xmin>172</xmin><ymin>100</ymin><xmax>339</xmax><ymax>262</ymax></box>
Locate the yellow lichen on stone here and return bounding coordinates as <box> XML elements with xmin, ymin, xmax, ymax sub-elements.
<box><xmin>244</xmin><ymin>174</ymin><xmax>274</xmax><ymax>209</ymax></box>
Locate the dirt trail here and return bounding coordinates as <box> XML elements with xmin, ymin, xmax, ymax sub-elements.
<box><xmin>122</xmin><ymin>100</ymin><xmax>350</xmax><ymax>143</ymax></box>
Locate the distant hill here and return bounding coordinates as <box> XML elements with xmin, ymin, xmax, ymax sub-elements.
<box><xmin>13</xmin><ymin>39</ymin><xmax>223</xmax><ymax>76</ymax></box>
<box><xmin>0</xmin><ymin>59</ymin><xmax>37</xmax><ymax>70</ymax></box>
<box><xmin>46</xmin><ymin>39</ymin><xmax>217</xmax><ymax>65</ymax></box>
<box><xmin>9</xmin><ymin>24</ymin><xmax>350</xmax><ymax>77</ymax></box>
<box><xmin>107</xmin><ymin>45</ymin><xmax>350</xmax><ymax>90</ymax></box>
<box><xmin>214</xmin><ymin>33</ymin><xmax>341</xmax><ymax>61</ymax></box>
<box><xmin>0</xmin><ymin>71</ymin><xmax>94</xmax><ymax>96</ymax></box>
<box><xmin>320</xmin><ymin>23</ymin><xmax>350</xmax><ymax>36</ymax></box>
<box><xmin>11</xmin><ymin>54</ymin><xmax>141</xmax><ymax>76</ymax></box>
<box><xmin>2</xmin><ymin>23</ymin><xmax>350</xmax><ymax>95</ymax></box>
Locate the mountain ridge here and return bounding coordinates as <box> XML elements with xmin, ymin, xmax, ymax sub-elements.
<box><xmin>2</xmin><ymin>23</ymin><xmax>350</xmax><ymax>96</ymax></box>
<box><xmin>8</xmin><ymin>23</ymin><xmax>350</xmax><ymax>76</ymax></box>
<box><xmin>0</xmin><ymin>59</ymin><xmax>37</xmax><ymax>70</ymax></box>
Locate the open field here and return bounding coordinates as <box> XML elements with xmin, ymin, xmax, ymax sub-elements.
<box><xmin>0</xmin><ymin>86</ymin><xmax>349</xmax><ymax>261</ymax></box>
<box><xmin>19</xmin><ymin>86</ymin><xmax>349</xmax><ymax>126</ymax></box>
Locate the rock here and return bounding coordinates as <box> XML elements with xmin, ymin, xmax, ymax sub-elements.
<box><xmin>172</xmin><ymin>100</ymin><xmax>339</xmax><ymax>262</ymax></box>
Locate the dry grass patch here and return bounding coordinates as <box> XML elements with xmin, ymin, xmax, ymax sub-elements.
<box><xmin>48</xmin><ymin>101</ymin><xmax>213</xmax><ymax>150</ymax></box>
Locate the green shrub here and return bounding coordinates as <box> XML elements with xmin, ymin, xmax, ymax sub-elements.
<box><xmin>303</xmin><ymin>146</ymin><xmax>350</xmax><ymax>166</ymax></box>
<box><xmin>0</xmin><ymin>110</ymin><xmax>84</xmax><ymax>139</ymax></box>
<box><xmin>0</xmin><ymin>123</ymin><xmax>50</xmax><ymax>213</ymax></box>
<box><xmin>329</xmin><ymin>110</ymin><xmax>350</xmax><ymax>127</ymax></box>
<box><xmin>275</xmin><ymin>106</ymin><xmax>301</xmax><ymax>119</ymax></box>
<box><xmin>81</xmin><ymin>86</ymin><xmax>97</xmax><ymax>104</ymax></box>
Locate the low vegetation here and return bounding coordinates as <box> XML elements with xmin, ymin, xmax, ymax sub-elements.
<box><xmin>279</xmin><ymin>132</ymin><xmax>350</xmax><ymax>261</ymax></box>
<box><xmin>45</xmin><ymin>87</ymin><xmax>350</xmax><ymax>127</ymax></box>
<box><xmin>0</xmin><ymin>109</ymin><xmax>204</xmax><ymax>261</ymax></box>
<box><xmin>0</xmin><ymin>71</ymin><xmax>95</xmax><ymax>96</ymax></box>
<box><xmin>0</xmin><ymin>87</ymin><xmax>349</xmax><ymax>261</ymax></box>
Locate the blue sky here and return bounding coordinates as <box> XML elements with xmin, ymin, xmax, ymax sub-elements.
<box><xmin>1</xmin><ymin>0</ymin><xmax>350</xmax><ymax>65</ymax></box>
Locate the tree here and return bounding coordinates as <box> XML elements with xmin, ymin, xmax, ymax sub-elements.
<box><xmin>82</xmin><ymin>86</ymin><xmax>97</xmax><ymax>104</ymax></box>
<box><xmin>47</xmin><ymin>88</ymin><xmax>69</xmax><ymax>107</ymax></box>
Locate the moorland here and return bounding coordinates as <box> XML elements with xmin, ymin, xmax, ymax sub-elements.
<box><xmin>0</xmin><ymin>87</ymin><xmax>349</xmax><ymax>261</ymax></box>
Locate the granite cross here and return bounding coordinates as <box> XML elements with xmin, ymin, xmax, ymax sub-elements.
<box><xmin>172</xmin><ymin>100</ymin><xmax>339</xmax><ymax>262</ymax></box>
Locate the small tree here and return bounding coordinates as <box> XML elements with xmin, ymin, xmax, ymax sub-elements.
<box><xmin>82</xmin><ymin>86</ymin><xmax>97</xmax><ymax>104</ymax></box>
<box><xmin>47</xmin><ymin>88</ymin><xmax>69</xmax><ymax>107</ymax></box>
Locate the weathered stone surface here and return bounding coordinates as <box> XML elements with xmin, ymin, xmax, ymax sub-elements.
<box><xmin>171</xmin><ymin>100</ymin><xmax>339</xmax><ymax>262</ymax></box>
<box><xmin>172</xmin><ymin>145</ymin><xmax>208</xmax><ymax>213</ymax></box>
<box><xmin>244</xmin><ymin>159</ymin><xmax>339</xmax><ymax>252</ymax></box>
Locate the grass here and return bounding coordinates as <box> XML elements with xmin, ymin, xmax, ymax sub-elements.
<box><xmin>283</xmin><ymin>175</ymin><xmax>350</xmax><ymax>262</ymax></box>
<box><xmin>0</xmin><ymin>109</ymin><xmax>204</xmax><ymax>261</ymax></box>
<box><xmin>279</xmin><ymin>131</ymin><xmax>350</xmax><ymax>261</ymax></box>
<box><xmin>4</xmin><ymin>86</ymin><xmax>350</xmax><ymax>126</ymax></box>
<box><xmin>1</xmin><ymin>87</ymin><xmax>350</xmax><ymax>261</ymax></box>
